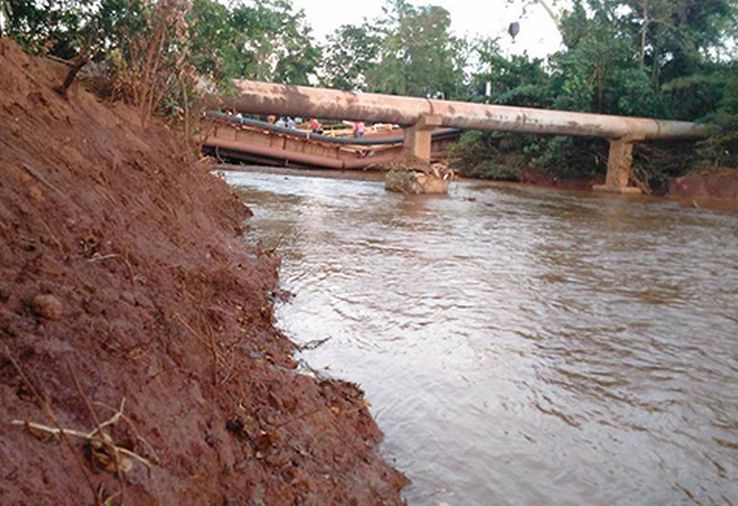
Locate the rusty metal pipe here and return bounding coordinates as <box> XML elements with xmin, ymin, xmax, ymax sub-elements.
<box><xmin>223</xmin><ymin>80</ymin><xmax>706</xmax><ymax>141</ymax></box>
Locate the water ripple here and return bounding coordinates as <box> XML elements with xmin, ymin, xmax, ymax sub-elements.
<box><xmin>224</xmin><ymin>171</ymin><xmax>738</xmax><ymax>505</ymax></box>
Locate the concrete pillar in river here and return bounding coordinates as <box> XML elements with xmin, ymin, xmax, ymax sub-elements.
<box><xmin>224</xmin><ymin>80</ymin><xmax>707</xmax><ymax>194</ymax></box>
<box><xmin>403</xmin><ymin>114</ymin><xmax>443</xmax><ymax>161</ymax></box>
<box><xmin>593</xmin><ymin>136</ymin><xmax>644</xmax><ymax>194</ymax></box>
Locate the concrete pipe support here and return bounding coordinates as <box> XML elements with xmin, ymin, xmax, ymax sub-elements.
<box><xmin>221</xmin><ymin>80</ymin><xmax>708</xmax><ymax>192</ymax></box>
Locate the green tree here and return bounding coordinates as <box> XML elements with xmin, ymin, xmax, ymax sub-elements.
<box><xmin>620</xmin><ymin>0</ymin><xmax>736</xmax><ymax>82</ymax></box>
<box><xmin>3</xmin><ymin>0</ymin><xmax>104</xmax><ymax>57</ymax></box>
<box><xmin>469</xmin><ymin>37</ymin><xmax>550</xmax><ymax>107</ymax></box>
<box><xmin>320</xmin><ymin>23</ymin><xmax>381</xmax><ymax>91</ymax></box>
<box><xmin>2</xmin><ymin>0</ymin><xmax>149</xmax><ymax>61</ymax></box>
<box><xmin>188</xmin><ymin>0</ymin><xmax>320</xmax><ymax>86</ymax></box>
<box><xmin>367</xmin><ymin>0</ymin><xmax>467</xmax><ymax>98</ymax></box>
<box><xmin>228</xmin><ymin>0</ymin><xmax>319</xmax><ymax>84</ymax></box>
<box><xmin>189</xmin><ymin>0</ymin><xmax>239</xmax><ymax>82</ymax></box>
<box><xmin>550</xmin><ymin>1</ymin><xmax>644</xmax><ymax>114</ymax></box>
<box><xmin>697</xmin><ymin>63</ymin><xmax>738</xmax><ymax>168</ymax></box>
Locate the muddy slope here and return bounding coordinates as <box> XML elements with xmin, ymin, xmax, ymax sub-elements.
<box><xmin>0</xmin><ymin>39</ymin><xmax>405</xmax><ymax>504</ymax></box>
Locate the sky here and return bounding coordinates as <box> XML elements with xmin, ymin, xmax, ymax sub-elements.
<box><xmin>290</xmin><ymin>0</ymin><xmax>565</xmax><ymax>60</ymax></box>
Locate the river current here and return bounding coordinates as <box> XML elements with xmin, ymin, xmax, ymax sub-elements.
<box><xmin>223</xmin><ymin>169</ymin><xmax>738</xmax><ymax>505</ymax></box>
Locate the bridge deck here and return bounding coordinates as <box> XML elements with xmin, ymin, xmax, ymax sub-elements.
<box><xmin>203</xmin><ymin>117</ymin><xmax>459</xmax><ymax>170</ymax></box>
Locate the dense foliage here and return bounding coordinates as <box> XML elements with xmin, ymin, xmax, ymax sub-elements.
<box><xmin>449</xmin><ymin>0</ymin><xmax>738</xmax><ymax>190</ymax></box>
<box><xmin>189</xmin><ymin>0</ymin><xmax>319</xmax><ymax>86</ymax></box>
<box><xmin>2</xmin><ymin>0</ymin><xmax>736</xmax><ymax>186</ymax></box>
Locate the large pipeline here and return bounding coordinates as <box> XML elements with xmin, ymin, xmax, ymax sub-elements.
<box><xmin>222</xmin><ymin>80</ymin><xmax>706</xmax><ymax>141</ymax></box>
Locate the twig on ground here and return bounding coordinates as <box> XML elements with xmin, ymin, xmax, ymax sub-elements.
<box><xmin>85</xmin><ymin>252</ymin><xmax>136</xmax><ymax>285</ymax></box>
<box><xmin>89</xmin><ymin>398</ymin><xmax>126</xmax><ymax>437</ymax></box>
<box><xmin>39</xmin><ymin>218</ymin><xmax>65</xmax><ymax>252</ymax></box>
<box><xmin>87</xmin><ymin>253</ymin><xmax>122</xmax><ymax>263</ymax></box>
<box><xmin>121</xmin><ymin>252</ymin><xmax>136</xmax><ymax>284</ymax></box>
<box><xmin>9</xmin><ymin>420</ymin><xmax>154</xmax><ymax>469</ymax></box>
<box><xmin>173</xmin><ymin>312</ymin><xmax>223</xmax><ymax>385</ymax></box>
<box><xmin>97</xmin><ymin>486</ymin><xmax>122</xmax><ymax>506</ymax></box>
<box><xmin>93</xmin><ymin>400</ymin><xmax>161</xmax><ymax>465</ymax></box>
<box><xmin>20</xmin><ymin>163</ymin><xmax>67</xmax><ymax>198</ymax></box>
<box><xmin>67</xmin><ymin>363</ymin><xmax>105</xmax><ymax>435</ymax></box>
<box><xmin>67</xmin><ymin>363</ymin><xmax>127</xmax><ymax>503</ymax></box>
<box><xmin>3</xmin><ymin>346</ymin><xmax>98</xmax><ymax>501</ymax></box>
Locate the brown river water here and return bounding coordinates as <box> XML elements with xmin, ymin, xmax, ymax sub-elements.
<box><xmin>222</xmin><ymin>168</ymin><xmax>738</xmax><ymax>505</ymax></box>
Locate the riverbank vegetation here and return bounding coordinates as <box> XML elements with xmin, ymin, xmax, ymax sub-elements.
<box><xmin>2</xmin><ymin>0</ymin><xmax>736</xmax><ymax>191</ymax></box>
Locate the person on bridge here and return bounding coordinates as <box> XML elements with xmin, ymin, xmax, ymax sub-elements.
<box><xmin>353</xmin><ymin>121</ymin><xmax>365</xmax><ymax>138</ymax></box>
<box><xmin>310</xmin><ymin>118</ymin><xmax>323</xmax><ymax>134</ymax></box>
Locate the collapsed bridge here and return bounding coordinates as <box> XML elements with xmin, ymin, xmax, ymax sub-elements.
<box><xmin>203</xmin><ymin>113</ymin><xmax>461</xmax><ymax>170</ymax></box>
<box><xmin>218</xmin><ymin>79</ymin><xmax>707</xmax><ymax>193</ymax></box>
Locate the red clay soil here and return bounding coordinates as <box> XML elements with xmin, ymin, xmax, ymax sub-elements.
<box><xmin>668</xmin><ymin>170</ymin><xmax>738</xmax><ymax>202</ymax></box>
<box><xmin>0</xmin><ymin>38</ymin><xmax>406</xmax><ymax>505</ymax></box>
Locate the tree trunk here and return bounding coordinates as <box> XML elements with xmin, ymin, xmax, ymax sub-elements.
<box><xmin>54</xmin><ymin>49</ymin><xmax>91</xmax><ymax>97</ymax></box>
<box><xmin>639</xmin><ymin>0</ymin><xmax>649</xmax><ymax>70</ymax></box>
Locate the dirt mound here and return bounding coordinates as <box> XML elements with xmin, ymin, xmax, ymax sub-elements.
<box><xmin>668</xmin><ymin>170</ymin><xmax>738</xmax><ymax>202</ymax></box>
<box><xmin>0</xmin><ymin>38</ymin><xmax>405</xmax><ymax>505</ymax></box>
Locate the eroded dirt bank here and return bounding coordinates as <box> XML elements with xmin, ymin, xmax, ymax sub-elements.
<box><xmin>669</xmin><ymin>170</ymin><xmax>738</xmax><ymax>203</ymax></box>
<box><xmin>0</xmin><ymin>39</ymin><xmax>405</xmax><ymax>504</ymax></box>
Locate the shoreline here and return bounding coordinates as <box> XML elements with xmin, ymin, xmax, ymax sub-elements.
<box><xmin>215</xmin><ymin>163</ymin><xmax>738</xmax><ymax>214</ymax></box>
<box><xmin>0</xmin><ymin>38</ymin><xmax>406</xmax><ymax>505</ymax></box>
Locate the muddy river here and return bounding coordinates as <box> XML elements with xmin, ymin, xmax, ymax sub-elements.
<box><xmin>222</xmin><ymin>169</ymin><xmax>738</xmax><ymax>505</ymax></box>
